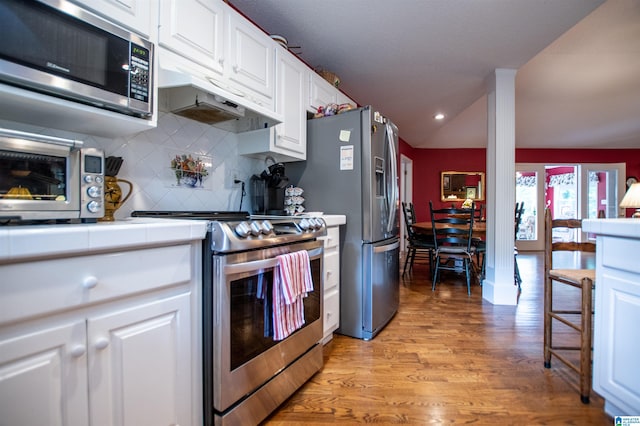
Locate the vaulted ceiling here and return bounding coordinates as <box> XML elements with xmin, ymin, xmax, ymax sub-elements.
<box><xmin>229</xmin><ymin>0</ymin><xmax>640</xmax><ymax>149</ymax></box>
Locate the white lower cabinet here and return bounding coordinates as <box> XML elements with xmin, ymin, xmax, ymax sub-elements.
<box><xmin>0</xmin><ymin>242</ymin><xmax>200</xmax><ymax>426</ymax></box>
<box><xmin>318</xmin><ymin>217</ymin><xmax>346</xmax><ymax>343</ymax></box>
<box><xmin>0</xmin><ymin>321</ymin><xmax>89</xmax><ymax>426</ymax></box>
<box><xmin>88</xmin><ymin>293</ymin><xmax>191</xmax><ymax>426</ymax></box>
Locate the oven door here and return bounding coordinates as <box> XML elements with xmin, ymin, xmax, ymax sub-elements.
<box><xmin>210</xmin><ymin>239</ymin><xmax>323</xmax><ymax>413</ymax></box>
<box><xmin>0</xmin><ymin>129</ymin><xmax>81</xmax><ymax>218</ymax></box>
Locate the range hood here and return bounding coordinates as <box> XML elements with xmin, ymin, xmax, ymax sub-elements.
<box><xmin>158</xmin><ymin>60</ymin><xmax>283</xmax><ymax>133</ymax></box>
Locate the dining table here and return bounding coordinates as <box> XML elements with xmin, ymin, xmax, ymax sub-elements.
<box><xmin>411</xmin><ymin>220</ymin><xmax>487</xmax><ymax>238</ymax></box>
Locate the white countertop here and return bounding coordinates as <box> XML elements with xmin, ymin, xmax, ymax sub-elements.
<box><xmin>0</xmin><ymin>218</ymin><xmax>208</xmax><ymax>263</ymax></box>
<box><xmin>583</xmin><ymin>218</ymin><xmax>640</xmax><ymax>238</ymax></box>
<box><xmin>320</xmin><ymin>215</ymin><xmax>346</xmax><ymax>227</ymax></box>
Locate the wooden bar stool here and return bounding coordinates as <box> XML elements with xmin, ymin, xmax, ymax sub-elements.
<box><xmin>543</xmin><ymin>208</ymin><xmax>596</xmax><ymax>404</ymax></box>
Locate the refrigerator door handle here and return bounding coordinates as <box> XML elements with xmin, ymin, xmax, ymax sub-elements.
<box><xmin>385</xmin><ymin>122</ymin><xmax>399</xmax><ymax>234</ymax></box>
<box><xmin>373</xmin><ymin>239</ymin><xmax>400</xmax><ymax>253</ymax></box>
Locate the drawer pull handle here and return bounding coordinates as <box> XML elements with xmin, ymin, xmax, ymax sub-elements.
<box><xmin>94</xmin><ymin>338</ymin><xmax>109</xmax><ymax>350</ymax></box>
<box><xmin>70</xmin><ymin>345</ymin><xmax>86</xmax><ymax>357</ymax></box>
<box><xmin>83</xmin><ymin>276</ymin><xmax>98</xmax><ymax>289</ymax></box>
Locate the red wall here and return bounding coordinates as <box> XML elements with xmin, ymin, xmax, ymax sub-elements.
<box><xmin>399</xmin><ymin>141</ymin><xmax>640</xmax><ymax>221</ymax></box>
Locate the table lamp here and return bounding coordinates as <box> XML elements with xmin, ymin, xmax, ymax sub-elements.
<box><xmin>620</xmin><ymin>183</ymin><xmax>640</xmax><ymax>218</ymax></box>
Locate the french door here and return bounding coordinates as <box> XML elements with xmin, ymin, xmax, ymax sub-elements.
<box><xmin>515</xmin><ymin>163</ymin><xmax>625</xmax><ymax>251</ymax></box>
<box><xmin>515</xmin><ymin>164</ymin><xmax>545</xmax><ymax>251</ymax></box>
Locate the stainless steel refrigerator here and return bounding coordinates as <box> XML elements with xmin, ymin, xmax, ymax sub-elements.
<box><xmin>288</xmin><ymin>106</ymin><xmax>400</xmax><ymax>340</ymax></box>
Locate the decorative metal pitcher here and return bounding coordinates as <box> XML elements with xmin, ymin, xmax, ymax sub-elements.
<box><xmin>99</xmin><ymin>176</ymin><xmax>133</xmax><ymax>222</ymax></box>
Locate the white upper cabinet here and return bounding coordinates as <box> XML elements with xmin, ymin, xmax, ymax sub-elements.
<box><xmin>158</xmin><ymin>0</ymin><xmax>275</xmax><ymax>112</ymax></box>
<box><xmin>275</xmin><ymin>47</ymin><xmax>307</xmax><ymax>156</ymax></box>
<box><xmin>225</xmin><ymin>6</ymin><xmax>276</xmax><ymax>110</ymax></box>
<box><xmin>72</xmin><ymin>0</ymin><xmax>157</xmax><ymax>39</ymax></box>
<box><xmin>158</xmin><ymin>0</ymin><xmax>225</xmax><ymax>77</ymax></box>
<box><xmin>308</xmin><ymin>72</ymin><xmax>338</xmax><ymax>113</ymax></box>
<box><xmin>238</xmin><ymin>46</ymin><xmax>307</xmax><ymax>162</ymax></box>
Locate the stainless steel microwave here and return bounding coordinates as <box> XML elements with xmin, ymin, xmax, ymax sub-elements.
<box><xmin>0</xmin><ymin>0</ymin><xmax>153</xmax><ymax>118</ymax></box>
<box><xmin>0</xmin><ymin>128</ymin><xmax>105</xmax><ymax>222</ymax></box>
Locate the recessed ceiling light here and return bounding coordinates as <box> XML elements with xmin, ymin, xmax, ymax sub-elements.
<box><xmin>434</xmin><ymin>113</ymin><xmax>445</xmax><ymax>120</ymax></box>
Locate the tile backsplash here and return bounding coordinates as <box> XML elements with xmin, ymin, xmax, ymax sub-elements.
<box><xmin>1</xmin><ymin>113</ymin><xmax>264</xmax><ymax>218</ymax></box>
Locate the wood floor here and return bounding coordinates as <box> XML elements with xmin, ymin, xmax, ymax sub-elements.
<box><xmin>263</xmin><ymin>252</ymin><xmax>611</xmax><ymax>425</ymax></box>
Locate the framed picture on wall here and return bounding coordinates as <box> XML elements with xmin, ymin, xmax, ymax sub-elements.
<box><xmin>443</xmin><ymin>175</ymin><xmax>450</xmax><ymax>190</ymax></box>
<box><xmin>466</xmin><ymin>187</ymin><xmax>477</xmax><ymax>199</ymax></box>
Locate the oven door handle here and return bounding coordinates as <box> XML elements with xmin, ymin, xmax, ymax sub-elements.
<box><xmin>223</xmin><ymin>246</ymin><xmax>323</xmax><ymax>275</ymax></box>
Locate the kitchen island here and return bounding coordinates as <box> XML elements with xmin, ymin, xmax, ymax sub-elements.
<box><xmin>0</xmin><ymin>218</ymin><xmax>207</xmax><ymax>426</ymax></box>
<box><xmin>582</xmin><ymin>218</ymin><xmax>640</xmax><ymax>417</ymax></box>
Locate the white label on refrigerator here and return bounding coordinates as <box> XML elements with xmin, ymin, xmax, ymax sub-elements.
<box><xmin>340</xmin><ymin>145</ymin><xmax>354</xmax><ymax>170</ymax></box>
<box><xmin>339</xmin><ymin>130</ymin><xmax>351</xmax><ymax>142</ymax></box>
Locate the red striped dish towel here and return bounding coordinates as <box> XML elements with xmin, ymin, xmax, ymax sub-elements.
<box><xmin>272</xmin><ymin>250</ymin><xmax>314</xmax><ymax>341</ymax></box>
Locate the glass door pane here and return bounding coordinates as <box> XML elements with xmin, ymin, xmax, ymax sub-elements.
<box><xmin>582</xmin><ymin>163</ymin><xmax>625</xmax><ymax>219</ymax></box>
<box><xmin>546</xmin><ymin>165</ymin><xmax>579</xmax><ymax>242</ymax></box>
<box><xmin>516</xmin><ymin>164</ymin><xmax>546</xmax><ymax>251</ymax></box>
<box><xmin>516</xmin><ymin>171</ymin><xmax>537</xmax><ymax>241</ymax></box>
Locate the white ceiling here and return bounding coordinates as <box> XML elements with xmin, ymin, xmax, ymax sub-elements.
<box><xmin>229</xmin><ymin>0</ymin><xmax>640</xmax><ymax>149</ymax></box>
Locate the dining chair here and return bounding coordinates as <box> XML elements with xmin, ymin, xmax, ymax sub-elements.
<box><xmin>543</xmin><ymin>208</ymin><xmax>596</xmax><ymax>404</ymax></box>
<box><xmin>429</xmin><ymin>200</ymin><xmax>476</xmax><ymax>295</ymax></box>
<box><xmin>471</xmin><ymin>203</ymin><xmax>486</xmax><ymax>282</ymax></box>
<box><xmin>401</xmin><ymin>202</ymin><xmax>435</xmax><ymax>276</ymax></box>
<box><xmin>476</xmin><ymin>203</ymin><xmax>524</xmax><ymax>285</ymax></box>
<box><xmin>514</xmin><ymin>202</ymin><xmax>525</xmax><ymax>289</ymax></box>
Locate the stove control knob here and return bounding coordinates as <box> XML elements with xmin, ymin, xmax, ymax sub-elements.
<box><xmin>249</xmin><ymin>221</ymin><xmax>262</xmax><ymax>236</ymax></box>
<box><xmin>260</xmin><ymin>220</ymin><xmax>273</xmax><ymax>234</ymax></box>
<box><xmin>235</xmin><ymin>222</ymin><xmax>251</xmax><ymax>238</ymax></box>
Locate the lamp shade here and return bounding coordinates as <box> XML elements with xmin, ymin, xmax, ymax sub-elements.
<box><xmin>620</xmin><ymin>183</ymin><xmax>640</xmax><ymax>218</ymax></box>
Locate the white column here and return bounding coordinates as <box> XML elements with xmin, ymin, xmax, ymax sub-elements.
<box><xmin>482</xmin><ymin>69</ymin><xmax>518</xmax><ymax>305</ymax></box>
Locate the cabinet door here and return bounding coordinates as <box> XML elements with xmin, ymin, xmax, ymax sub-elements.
<box><xmin>72</xmin><ymin>0</ymin><xmax>155</xmax><ymax>39</ymax></box>
<box><xmin>593</xmin><ymin>262</ymin><xmax>640</xmax><ymax>414</ymax></box>
<box><xmin>88</xmin><ymin>293</ymin><xmax>192</xmax><ymax>426</ymax></box>
<box><xmin>226</xmin><ymin>7</ymin><xmax>275</xmax><ymax>108</ymax></box>
<box><xmin>0</xmin><ymin>322</ymin><xmax>88</xmax><ymax>426</ymax></box>
<box><xmin>324</xmin><ymin>287</ymin><xmax>340</xmax><ymax>339</ymax></box>
<box><xmin>274</xmin><ymin>48</ymin><xmax>307</xmax><ymax>156</ymax></box>
<box><xmin>308</xmin><ymin>72</ymin><xmax>337</xmax><ymax>112</ymax></box>
<box><xmin>159</xmin><ymin>0</ymin><xmax>225</xmax><ymax>76</ymax></box>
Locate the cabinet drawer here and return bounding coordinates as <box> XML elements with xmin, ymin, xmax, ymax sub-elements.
<box><xmin>0</xmin><ymin>245</ymin><xmax>193</xmax><ymax>325</ymax></box>
<box><xmin>320</xmin><ymin>227</ymin><xmax>340</xmax><ymax>249</ymax></box>
<box><xmin>323</xmin><ymin>288</ymin><xmax>339</xmax><ymax>336</ymax></box>
<box><xmin>324</xmin><ymin>251</ymin><xmax>340</xmax><ymax>291</ymax></box>
<box><xmin>602</xmin><ymin>237</ymin><xmax>640</xmax><ymax>274</ymax></box>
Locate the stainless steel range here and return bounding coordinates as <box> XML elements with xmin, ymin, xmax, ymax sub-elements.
<box><xmin>131</xmin><ymin>211</ymin><xmax>326</xmax><ymax>426</ymax></box>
